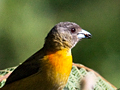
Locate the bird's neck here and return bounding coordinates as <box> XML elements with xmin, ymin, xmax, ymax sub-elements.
<box><xmin>43</xmin><ymin>40</ymin><xmax>72</xmax><ymax>52</ymax></box>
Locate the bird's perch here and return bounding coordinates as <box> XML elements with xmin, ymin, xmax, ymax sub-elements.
<box><xmin>0</xmin><ymin>63</ymin><xmax>117</xmax><ymax>90</ymax></box>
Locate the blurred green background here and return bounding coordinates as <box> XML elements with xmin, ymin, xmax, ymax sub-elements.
<box><xmin>0</xmin><ymin>0</ymin><xmax>120</xmax><ymax>88</ymax></box>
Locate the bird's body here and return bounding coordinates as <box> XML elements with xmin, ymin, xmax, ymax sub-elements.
<box><xmin>1</xmin><ymin>48</ymin><xmax>72</xmax><ymax>90</ymax></box>
<box><xmin>0</xmin><ymin>22</ymin><xmax>91</xmax><ymax>90</ymax></box>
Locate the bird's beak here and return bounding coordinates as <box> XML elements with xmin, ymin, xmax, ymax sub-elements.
<box><xmin>77</xmin><ymin>29</ymin><xmax>92</xmax><ymax>39</ymax></box>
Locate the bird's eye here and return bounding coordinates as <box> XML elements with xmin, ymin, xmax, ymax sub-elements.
<box><xmin>71</xmin><ymin>28</ymin><xmax>76</xmax><ymax>33</ymax></box>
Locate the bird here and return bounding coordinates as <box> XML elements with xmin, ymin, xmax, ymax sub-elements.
<box><xmin>0</xmin><ymin>22</ymin><xmax>91</xmax><ymax>90</ymax></box>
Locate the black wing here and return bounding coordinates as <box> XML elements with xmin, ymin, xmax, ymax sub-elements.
<box><xmin>5</xmin><ymin>49</ymin><xmax>44</xmax><ymax>84</ymax></box>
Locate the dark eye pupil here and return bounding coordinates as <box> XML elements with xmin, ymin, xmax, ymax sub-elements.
<box><xmin>71</xmin><ymin>28</ymin><xmax>76</xmax><ymax>33</ymax></box>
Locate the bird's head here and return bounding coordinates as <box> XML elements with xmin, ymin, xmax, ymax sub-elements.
<box><xmin>44</xmin><ymin>22</ymin><xmax>91</xmax><ymax>50</ymax></box>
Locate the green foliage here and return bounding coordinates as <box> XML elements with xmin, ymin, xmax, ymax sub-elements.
<box><xmin>64</xmin><ymin>65</ymin><xmax>116</xmax><ymax>90</ymax></box>
<box><xmin>0</xmin><ymin>65</ymin><xmax>117</xmax><ymax>90</ymax></box>
<box><xmin>0</xmin><ymin>66</ymin><xmax>17</xmax><ymax>88</ymax></box>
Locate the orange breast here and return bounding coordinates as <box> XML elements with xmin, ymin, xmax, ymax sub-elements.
<box><xmin>42</xmin><ymin>48</ymin><xmax>72</xmax><ymax>86</ymax></box>
<box><xmin>48</xmin><ymin>49</ymin><xmax>72</xmax><ymax>73</ymax></box>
